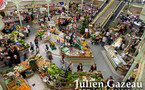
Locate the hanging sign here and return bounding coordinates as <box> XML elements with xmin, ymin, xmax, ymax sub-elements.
<box><xmin>59</xmin><ymin>2</ymin><xmax>64</xmax><ymax>5</ymax></box>
<box><xmin>25</xmin><ymin>4</ymin><xmax>42</xmax><ymax>8</ymax></box>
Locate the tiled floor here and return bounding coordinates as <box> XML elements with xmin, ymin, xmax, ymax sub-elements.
<box><xmin>26</xmin><ymin>73</ymin><xmax>49</xmax><ymax>90</ymax></box>
<box><xmin>24</xmin><ymin>22</ymin><xmax>121</xmax><ymax>80</ymax></box>
<box><xmin>0</xmin><ymin>21</ymin><xmax>122</xmax><ymax>90</ymax></box>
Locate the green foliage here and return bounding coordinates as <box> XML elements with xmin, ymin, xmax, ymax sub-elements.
<box><xmin>79</xmin><ymin>16</ymin><xmax>88</xmax><ymax>34</ymax></box>
<box><xmin>73</xmin><ymin>72</ymin><xmax>79</xmax><ymax>79</ymax></box>
<box><xmin>47</xmin><ymin>63</ymin><xmax>64</xmax><ymax>80</ymax></box>
<box><xmin>79</xmin><ymin>77</ymin><xmax>83</xmax><ymax>81</ymax></box>
<box><xmin>18</xmin><ymin>39</ymin><xmax>30</xmax><ymax>48</ymax></box>
<box><xmin>11</xmin><ymin>31</ymin><xmax>18</xmax><ymax>35</ymax></box>
<box><xmin>35</xmin><ymin>54</ymin><xmax>41</xmax><ymax>58</ymax></box>
<box><xmin>1</xmin><ymin>67</ymin><xmax>14</xmax><ymax>75</ymax></box>
<box><xmin>36</xmin><ymin>32</ymin><xmax>44</xmax><ymax>37</ymax></box>
<box><xmin>66</xmin><ymin>71</ymin><xmax>74</xmax><ymax>82</ymax></box>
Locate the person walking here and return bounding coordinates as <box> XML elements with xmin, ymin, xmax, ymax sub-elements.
<box><xmin>61</xmin><ymin>63</ymin><xmax>67</xmax><ymax>71</ymax></box>
<box><xmin>102</xmin><ymin>36</ymin><xmax>107</xmax><ymax>47</ymax></box>
<box><xmin>45</xmin><ymin>45</ymin><xmax>49</xmax><ymax>51</ymax></box>
<box><xmin>30</xmin><ymin>42</ymin><xmax>34</xmax><ymax>52</ymax></box>
<box><xmin>27</xmin><ymin>24</ymin><xmax>30</xmax><ymax>33</ymax></box>
<box><xmin>36</xmin><ymin>47</ymin><xmax>39</xmax><ymax>54</ymax></box>
<box><xmin>67</xmin><ymin>61</ymin><xmax>73</xmax><ymax>72</ymax></box>
<box><xmin>23</xmin><ymin>52</ymin><xmax>27</xmax><ymax>61</ymax></box>
<box><xmin>25</xmin><ymin>27</ymin><xmax>29</xmax><ymax>37</ymax></box>
<box><xmin>34</xmin><ymin>37</ymin><xmax>39</xmax><ymax>48</ymax></box>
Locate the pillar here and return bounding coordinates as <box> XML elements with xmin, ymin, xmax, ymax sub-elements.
<box><xmin>0</xmin><ymin>15</ymin><xmax>5</xmax><ymax>31</ymax></box>
<box><xmin>12</xmin><ymin>0</ymin><xmax>23</xmax><ymax>27</ymax></box>
<box><xmin>81</xmin><ymin>0</ymin><xmax>84</xmax><ymax>11</ymax></box>
<box><xmin>46</xmin><ymin>0</ymin><xmax>51</xmax><ymax>17</ymax></box>
<box><xmin>122</xmin><ymin>43</ymin><xmax>145</xmax><ymax>82</ymax></box>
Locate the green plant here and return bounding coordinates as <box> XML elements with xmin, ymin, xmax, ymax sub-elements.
<box><xmin>79</xmin><ymin>16</ymin><xmax>88</xmax><ymax>34</ymax></box>
<box><xmin>36</xmin><ymin>32</ymin><xmax>44</xmax><ymax>37</ymax></box>
<box><xmin>11</xmin><ymin>31</ymin><xmax>18</xmax><ymax>35</ymax></box>
<box><xmin>79</xmin><ymin>77</ymin><xmax>83</xmax><ymax>81</ymax></box>
<box><xmin>1</xmin><ymin>67</ymin><xmax>14</xmax><ymax>75</ymax></box>
<box><xmin>66</xmin><ymin>71</ymin><xmax>74</xmax><ymax>82</ymax></box>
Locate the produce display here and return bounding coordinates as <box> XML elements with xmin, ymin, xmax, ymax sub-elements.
<box><xmin>36</xmin><ymin>31</ymin><xmax>44</xmax><ymax>37</ymax></box>
<box><xmin>5</xmin><ymin>31</ymin><xmax>30</xmax><ymax>51</ymax></box>
<box><xmin>39</xmin><ymin>63</ymin><xmax>104</xmax><ymax>86</ymax></box>
<box><xmin>13</xmin><ymin>61</ymin><xmax>30</xmax><ymax>73</ymax></box>
<box><xmin>37</xmin><ymin>57</ymin><xmax>50</xmax><ymax>69</ymax></box>
<box><xmin>1</xmin><ymin>67</ymin><xmax>14</xmax><ymax>76</ymax></box>
<box><xmin>61</xmin><ymin>37</ymin><xmax>93</xmax><ymax>58</ymax></box>
<box><xmin>4</xmin><ymin>76</ymin><xmax>30</xmax><ymax>90</ymax></box>
<box><xmin>32</xmin><ymin>19</ymin><xmax>40</xmax><ymax>24</ymax></box>
<box><xmin>104</xmin><ymin>37</ymin><xmax>127</xmax><ymax>70</ymax></box>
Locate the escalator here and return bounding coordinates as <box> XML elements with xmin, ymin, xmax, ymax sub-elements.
<box><xmin>93</xmin><ymin>1</ymin><xmax>107</xmax><ymax>19</ymax></box>
<box><xmin>92</xmin><ymin>0</ymin><xmax>120</xmax><ymax>26</ymax></box>
<box><xmin>104</xmin><ymin>1</ymin><xmax>126</xmax><ymax>28</ymax></box>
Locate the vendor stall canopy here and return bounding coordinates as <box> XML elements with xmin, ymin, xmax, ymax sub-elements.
<box><xmin>0</xmin><ymin>0</ymin><xmax>7</xmax><ymax>10</ymax></box>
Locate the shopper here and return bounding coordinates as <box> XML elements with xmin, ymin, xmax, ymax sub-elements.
<box><xmin>0</xmin><ymin>53</ymin><xmax>4</xmax><ymax>61</ymax></box>
<box><xmin>36</xmin><ymin>47</ymin><xmax>39</xmax><ymax>54</ymax></box>
<box><xmin>117</xmin><ymin>73</ymin><xmax>126</xmax><ymax>82</ymax></box>
<box><xmin>6</xmin><ymin>56</ymin><xmax>12</xmax><ymax>67</ymax></box>
<box><xmin>13</xmin><ymin>47</ymin><xmax>20</xmax><ymax>59</ymax></box>
<box><xmin>62</xmin><ymin>54</ymin><xmax>65</xmax><ymax>64</ymax></box>
<box><xmin>102</xmin><ymin>36</ymin><xmax>107</xmax><ymax>46</ymax></box>
<box><xmin>30</xmin><ymin>42</ymin><xmax>34</xmax><ymax>52</ymax></box>
<box><xmin>31</xmin><ymin>14</ymin><xmax>34</xmax><ymax>21</ymax></box>
<box><xmin>27</xmin><ymin>24</ymin><xmax>30</xmax><ymax>33</ymax></box>
<box><xmin>25</xmin><ymin>16</ymin><xmax>29</xmax><ymax>24</ymax></box>
<box><xmin>8</xmin><ymin>48</ymin><xmax>14</xmax><ymax>63</ymax></box>
<box><xmin>90</xmin><ymin>64</ymin><xmax>97</xmax><ymax>72</ymax></box>
<box><xmin>106</xmin><ymin>76</ymin><xmax>114</xmax><ymax>89</ymax></box>
<box><xmin>13</xmin><ymin>55</ymin><xmax>21</xmax><ymax>65</ymax></box>
<box><xmin>77</xmin><ymin>63</ymin><xmax>83</xmax><ymax>72</ymax></box>
<box><xmin>34</xmin><ymin>37</ymin><xmax>39</xmax><ymax>48</ymax></box>
<box><xmin>45</xmin><ymin>45</ymin><xmax>49</xmax><ymax>51</ymax></box>
<box><xmin>23</xmin><ymin>52</ymin><xmax>27</xmax><ymax>61</ymax></box>
<box><xmin>67</xmin><ymin>61</ymin><xmax>73</xmax><ymax>71</ymax></box>
<box><xmin>25</xmin><ymin>27</ymin><xmax>29</xmax><ymax>37</ymax></box>
<box><xmin>98</xmin><ymin>71</ymin><xmax>103</xmax><ymax>79</ymax></box>
<box><xmin>61</xmin><ymin>63</ymin><xmax>67</xmax><ymax>71</ymax></box>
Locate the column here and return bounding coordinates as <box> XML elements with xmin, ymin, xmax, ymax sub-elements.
<box><xmin>67</xmin><ymin>0</ymin><xmax>70</xmax><ymax>12</ymax></box>
<box><xmin>134</xmin><ymin>30</ymin><xmax>145</xmax><ymax>56</ymax></box>
<box><xmin>0</xmin><ymin>15</ymin><xmax>5</xmax><ymax>31</ymax></box>
<box><xmin>12</xmin><ymin>0</ymin><xmax>22</xmax><ymax>27</ymax></box>
<box><xmin>91</xmin><ymin>0</ymin><xmax>94</xmax><ymax>8</ymax></box>
<box><xmin>122</xmin><ymin>43</ymin><xmax>145</xmax><ymax>82</ymax></box>
<box><xmin>46</xmin><ymin>0</ymin><xmax>51</xmax><ymax>17</ymax></box>
<box><xmin>81</xmin><ymin>0</ymin><xmax>84</xmax><ymax>11</ymax></box>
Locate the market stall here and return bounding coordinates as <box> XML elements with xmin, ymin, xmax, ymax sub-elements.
<box><xmin>1</xmin><ymin>54</ymin><xmax>104</xmax><ymax>90</ymax></box>
<box><xmin>104</xmin><ymin>37</ymin><xmax>128</xmax><ymax>71</ymax></box>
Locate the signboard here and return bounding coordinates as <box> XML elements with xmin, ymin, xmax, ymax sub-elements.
<box><xmin>85</xmin><ymin>28</ymin><xmax>89</xmax><ymax>32</ymax></box>
<box><xmin>42</xmin><ymin>3</ymin><xmax>55</xmax><ymax>8</ymax></box>
<box><xmin>25</xmin><ymin>4</ymin><xmax>42</xmax><ymax>8</ymax></box>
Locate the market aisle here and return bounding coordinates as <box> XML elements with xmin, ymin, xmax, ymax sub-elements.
<box><xmin>28</xmin><ymin>24</ymin><xmax>119</xmax><ymax>79</ymax></box>
<box><xmin>24</xmin><ymin>22</ymin><xmax>121</xmax><ymax>81</ymax></box>
<box><xmin>88</xmin><ymin>42</ymin><xmax>120</xmax><ymax>80</ymax></box>
<box><xmin>26</xmin><ymin>73</ymin><xmax>48</xmax><ymax>90</ymax></box>
<box><xmin>24</xmin><ymin>23</ymin><xmax>62</xmax><ymax>68</ymax></box>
